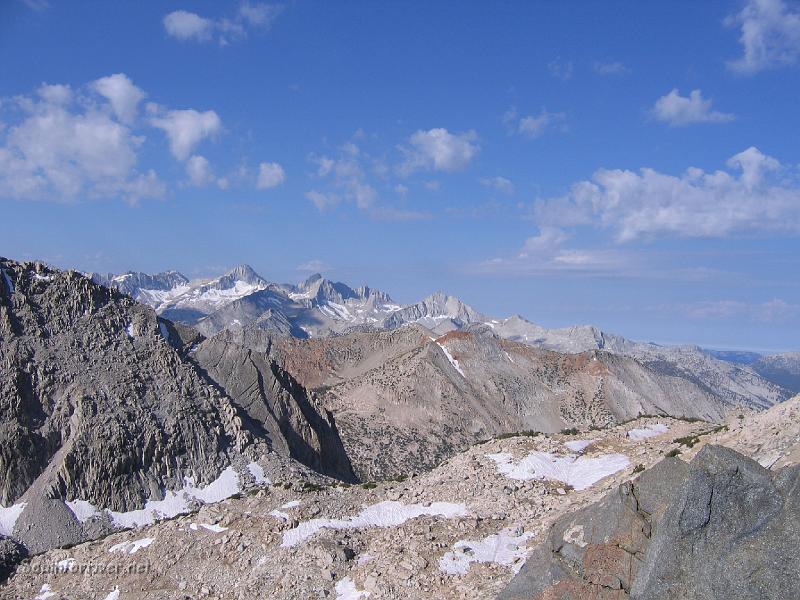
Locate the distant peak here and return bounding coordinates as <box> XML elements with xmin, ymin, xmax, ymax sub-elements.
<box><xmin>224</xmin><ymin>264</ymin><xmax>263</xmax><ymax>282</ymax></box>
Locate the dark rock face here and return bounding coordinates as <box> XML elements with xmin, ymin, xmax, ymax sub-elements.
<box><xmin>191</xmin><ymin>329</ymin><xmax>356</xmax><ymax>482</ymax></box>
<box><xmin>0</xmin><ymin>537</ymin><xmax>27</xmax><ymax>582</ymax></box>
<box><xmin>500</xmin><ymin>446</ymin><xmax>800</xmax><ymax>600</ymax></box>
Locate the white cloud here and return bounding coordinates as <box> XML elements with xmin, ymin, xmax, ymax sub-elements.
<box><xmin>0</xmin><ymin>80</ymin><xmax>164</xmax><ymax>203</ymax></box>
<box><xmin>504</xmin><ymin>108</ymin><xmax>566</xmax><ymax>139</ymax></box>
<box><xmin>297</xmin><ymin>259</ymin><xmax>329</xmax><ymax>272</ymax></box>
<box><xmin>186</xmin><ymin>155</ymin><xmax>213</xmax><ymax>187</ymax></box>
<box><xmin>239</xmin><ymin>2</ymin><xmax>284</xmax><ymax>26</ymax></box>
<box><xmin>257</xmin><ymin>161</ymin><xmax>285</xmax><ymax>189</ymax></box>
<box><xmin>306</xmin><ymin>190</ymin><xmax>339</xmax><ymax>211</ymax></box>
<box><xmin>163</xmin><ymin>3</ymin><xmax>283</xmax><ymax>45</ymax></box>
<box><xmin>308</xmin><ymin>146</ymin><xmax>377</xmax><ymax>210</ymax></box>
<box><xmin>479</xmin><ymin>176</ymin><xmax>514</xmax><ymax>194</ymax></box>
<box><xmin>726</xmin><ymin>0</ymin><xmax>800</xmax><ymax>73</ymax></box>
<box><xmin>534</xmin><ymin>147</ymin><xmax>799</xmax><ymax>241</ymax></box>
<box><xmin>149</xmin><ymin>109</ymin><xmax>221</xmax><ymax>161</ymax></box>
<box><xmin>92</xmin><ymin>73</ymin><xmax>145</xmax><ymax>123</ymax></box>
<box><xmin>593</xmin><ymin>61</ymin><xmax>630</xmax><ymax>76</ymax></box>
<box><xmin>652</xmin><ymin>89</ymin><xmax>735</xmax><ymax>126</ymax></box>
<box><xmin>163</xmin><ymin>10</ymin><xmax>213</xmax><ymax>42</ymax></box>
<box><xmin>399</xmin><ymin>128</ymin><xmax>479</xmax><ymax>174</ymax></box>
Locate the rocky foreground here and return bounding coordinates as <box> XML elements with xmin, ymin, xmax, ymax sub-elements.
<box><xmin>2</xmin><ymin>397</ymin><xmax>798</xmax><ymax>600</ymax></box>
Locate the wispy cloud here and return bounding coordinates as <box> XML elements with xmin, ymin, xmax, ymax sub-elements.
<box><xmin>547</xmin><ymin>57</ymin><xmax>573</xmax><ymax>80</ymax></box>
<box><xmin>726</xmin><ymin>0</ymin><xmax>800</xmax><ymax>73</ymax></box>
<box><xmin>654</xmin><ymin>299</ymin><xmax>800</xmax><ymax>322</ymax></box>
<box><xmin>503</xmin><ymin>108</ymin><xmax>566</xmax><ymax>139</ymax></box>
<box><xmin>593</xmin><ymin>60</ymin><xmax>630</xmax><ymax>76</ymax></box>
<box><xmin>479</xmin><ymin>176</ymin><xmax>514</xmax><ymax>195</ymax></box>
<box><xmin>297</xmin><ymin>259</ymin><xmax>329</xmax><ymax>272</ymax></box>
<box><xmin>163</xmin><ymin>3</ymin><xmax>284</xmax><ymax>46</ymax></box>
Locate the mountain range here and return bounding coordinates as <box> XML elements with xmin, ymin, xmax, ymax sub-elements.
<box><xmin>1</xmin><ymin>255</ymin><xmax>798</xmax><ymax>597</ymax></box>
<box><xmin>93</xmin><ymin>264</ymin><xmax>797</xmax><ymax>405</ymax></box>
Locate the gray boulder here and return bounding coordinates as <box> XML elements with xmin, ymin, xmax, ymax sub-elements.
<box><xmin>500</xmin><ymin>446</ymin><xmax>799</xmax><ymax>600</ymax></box>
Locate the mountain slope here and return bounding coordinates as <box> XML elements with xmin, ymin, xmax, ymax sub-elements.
<box><xmin>94</xmin><ymin>264</ymin><xmax>793</xmax><ymax>411</ymax></box>
<box><xmin>0</xmin><ymin>258</ymin><xmax>353</xmax><ymax>556</ymax></box>
<box><xmin>230</xmin><ymin>326</ymin><xmax>730</xmax><ymax>480</ymax></box>
<box><xmin>752</xmin><ymin>351</ymin><xmax>800</xmax><ymax>393</ymax></box>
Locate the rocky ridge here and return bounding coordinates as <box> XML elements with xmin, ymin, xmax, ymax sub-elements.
<box><xmin>2</xmin><ymin>396</ymin><xmax>796</xmax><ymax>600</ymax></box>
<box><xmin>95</xmin><ymin>264</ymin><xmax>793</xmax><ymax>409</ymax></box>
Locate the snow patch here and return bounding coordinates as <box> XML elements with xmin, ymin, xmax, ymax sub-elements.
<box><xmin>56</xmin><ymin>558</ymin><xmax>76</xmax><ymax>571</ymax></box>
<box><xmin>281</xmin><ymin>500</ymin><xmax>301</xmax><ymax>509</ymax></box>
<box><xmin>34</xmin><ymin>584</ymin><xmax>56</xmax><ymax>599</ymax></box>
<box><xmin>190</xmin><ymin>522</ymin><xmax>227</xmax><ymax>533</ymax></box>
<box><xmin>247</xmin><ymin>462</ymin><xmax>270</xmax><ymax>485</ymax></box>
<box><xmin>125</xmin><ymin>323</ymin><xmax>135</xmax><ymax>338</ymax></box>
<box><xmin>564</xmin><ymin>440</ymin><xmax>592</xmax><ymax>453</ymax></box>
<box><xmin>0</xmin><ymin>502</ymin><xmax>26</xmax><ymax>536</ymax></box>
<box><xmin>158</xmin><ymin>321</ymin><xmax>170</xmax><ymax>341</ymax></box>
<box><xmin>65</xmin><ymin>499</ymin><xmax>99</xmax><ymax>523</ymax></box>
<box><xmin>68</xmin><ymin>466</ymin><xmax>243</xmax><ymax>529</ymax></box>
<box><xmin>503</xmin><ymin>351</ymin><xmax>516</xmax><ymax>364</ymax></box>
<box><xmin>269</xmin><ymin>509</ymin><xmax>290</xmax><ymax>521</ymax></box>
<box><xmin>439</xmin><ymin>527</ymin><xmax>535</xmax><ymax>575</ymax></box>
<box><xmin>109</xmin><ymin>537</ymin><xmax>154</xmax><ymax>554</ymax></box>
<box><xmin>335</xmin><ymin>576</ymin><xmax>371</xmax><ymax>600</ymax></box>
<box><xmin>436</xmin><ymin>342</ymin><xmax>466</xmax><ymax>378</ymax></box>
<box><xmin>282</xmin><ymin>500</ymin><xmax>469</xmax><ymax>548</ymax></box>
<box><xmin>104</xmin><ymin>588</ymin><xmax>120</xmax><ymax>600</ymax></box>
<box><xmin>627</xmin><ymin>424</ymin><xmax>669</xmax><ymax>441</ymax></box>
<box><xmin>487</xmin><ymin>451</ymin><xmax>629</xmax><ymax>491</ymax></box>
<box><xmin>31</xmin><ymin>272</ymin><xmax>53</xmax><ymax>282</ymax></box>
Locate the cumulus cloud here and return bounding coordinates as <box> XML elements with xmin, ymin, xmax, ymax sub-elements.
<box><xmin>726</xmin><ymin>0</ymin><xmax>800</xmax><ymax>73</ymax></box>
<box><xmin>149</xmin><ymin>109</ymin><xmax>221</xmax><ymax>161</ymax></box>
<box><xmin>652</xmin><ymin>89</ymin><xmax>735</xmax><ymax>126</ymax></box>
<box><xmin>92</xmin><ymin>73</ymin><xmax>145</xmax><ymax>123</ymax></box>
<box><xmin>504</xmin><ymin>108</ymin><xmax>566</xmax><ymax>139</ymax></box>
<box><xmin>399</xmin><ymin>128</ymin><xmax>479</xmax><ymax>174</ymax></box>
<box><xmin>163</xmin><ymin>10</ymin><xmax>213</xmax><ymax>42</ymax></box>
<box><xmin>0</xmin><ymin>78</ymin><xmax>164</xmax><ymax>203</ymax></box>
<box><xmin>534</xmin><ymin>147</ymin><xmax>798</xmax><ymax>241</ymax></box>
<box><xmin>257</xmin><ymin>161</ymin><xmax>285</xmax><ymax>189</ymax></box>
<box><xmin>186</xmin><ymin>155</ymin><xmax>213</xmax><ymax>187</ymax></box>
<box><xmin>163</xmin><ymin>3</ymin><xmax>283</xmax><ymax>45</ymax></box>
<box><xmin>479</xmin><ymin>176</ymin><xmax>515</xmax><ymax>194</ymax></box>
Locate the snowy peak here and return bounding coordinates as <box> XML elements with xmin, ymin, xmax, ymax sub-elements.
<box><xmin>213</xmin><ymin>264</ymin><xmax>267</xmax><ymax>289</ymax></box>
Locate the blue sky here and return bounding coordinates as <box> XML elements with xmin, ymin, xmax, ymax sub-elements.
<box><xmin>1</xmin><ymin>0</ymin><xmax>799</xmax><ymax>351</ymax></box>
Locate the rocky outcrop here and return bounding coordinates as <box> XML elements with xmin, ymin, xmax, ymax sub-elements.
<box><xmin>500</xmin><ymin>445</ymin><xmax>800</xmax><ymax>600</ymax></box>
<box><xmin>191</xmin><ymin>329</ymin><xmax>356</xmax><ymax>482</ymax></box>
<box><xmin>0</xmin><ymin>258</ymin><xmax>253</xmax><ymax>511</ymax></box>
